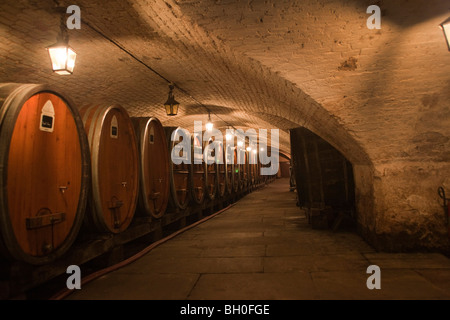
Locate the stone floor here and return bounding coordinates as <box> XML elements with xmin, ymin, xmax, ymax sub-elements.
<box><xmin>66</xmin><ymin>178</ymin><xmax>450</xmax><ymax>300</ymax></box>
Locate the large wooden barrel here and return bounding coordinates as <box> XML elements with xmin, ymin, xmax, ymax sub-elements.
<box><xmin>238</xmin><ymin>149</ymin><xmax>249</xmax><ymax>191</ymax></box>
<box><xmin>165</xmin><ymin>127</ymin><xmax>190</xmax><ymax>210</ymax></box>
<box><xmin>79</xmin><ymin>104</ymin><xmax>139</xmax><ymax>234</ymax></box>
<box><xmin>232</xmin><ymin>147</ymin><xmax>240</xmax><ymax>193</ymax></box>
<box><xmin>132</xmin><ymin>117</ymin><xmax>169</xmax><ymax>219</ymax></box>
<box><xmin>203</xmin><ymin>138</ymin><xmax>218</xmax><ymax>200</ymax></box>
<box><xmin>244</xmin><ymin>151</ymin><xmax>250</xmax><ymax>190</ymax></box>
<box><xmin>261</xmin><ymin>162</ymin><xmax>269</xmax><ymax>184</ymax></box>
<box><xmin>256</xmin><ymin>160</ymin><xmax>262</xmax><ymax>184</ymax></box>
<box><xmin>215</xmin><ymin>141</ymin><xmax>227</xmax><ymax>198</ymax></box>
<box><xmin>249</xmin><ymin>150</ymin><xmax>258</xmax><ymax>187</ymax></box>
<box><xmin>0</xmin><ymin>83</ymin><xmax>90</xmax><ymax>265</ymax></box>
<box><xmin>190</xmin><ymin>133</ymin><xmax>206</xmax><ymax>205</ymax></box>
<box><xmin>224</xmin><ymin>144</ymin><xmax>234</xmax><ymax>195</ymax></box>
<box><xmin>248</xmin><ymin>151</ymin><xmax>254</xmax><ymax>188</ymax></box>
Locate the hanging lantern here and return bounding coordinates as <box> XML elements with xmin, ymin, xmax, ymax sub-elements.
<box><xmin>47</xmin><ymin>12</ymin><xmax>77</xmax><ymax>75</ymax></box>
<box><xmin>164</xmin><ymin>84</ymin><xmax>180</xmax><ymax>116</ymax></box>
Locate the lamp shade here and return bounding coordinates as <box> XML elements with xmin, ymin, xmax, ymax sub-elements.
<box><xmin>164</xmin><ymin>101</ymin><xmax>179</xmax><ymax>116</ymax></box>
<box><xmin>47</xmin><ymin>41</ymin><xmax>76</xmax><ymax>75</ymax></box>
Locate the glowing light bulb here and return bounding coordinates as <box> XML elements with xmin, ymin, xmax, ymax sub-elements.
<box><xmin>206</xmin><ymin>121</ymin><xmax>213</xmax><ymax>131</ymax></box>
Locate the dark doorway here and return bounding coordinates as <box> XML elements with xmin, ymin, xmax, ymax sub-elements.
<box><xmin>290</xmin><ymin>127</ymin><xmax>356</xmax><ymax>231</ymax></box>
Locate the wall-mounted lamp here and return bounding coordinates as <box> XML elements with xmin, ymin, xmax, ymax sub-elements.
<box><xmin>206</xmin><ymin>111</ymin><xmax>213</xmax><ymax>131</ymax></box>
<box><xmin>440</xmin><ymin>17</ymin><xmax>450</xmax><ymax>51</ymax></box>
<box><xmin>252</xmin><ymin>149</ymin><xmax>257</xmax><ymax>154</ymax></box>
<box><xmin>164</xmin><ymin>84</ymin><xmax>180</xmax><ymax>116</ymax></box>
<box><xmin>237</xmin><ymin>140</ymin><xmax>244</xmax><ymax>148</ymax></box>
<box><xmin>47</xmin><ymin>12</ymin><xmax>76</xmax><ymax>75</ymax></box>
<box><xmin>246</xmin><ymin>146</ymin><xmax>252</xmax><ymax>152</ymax></box>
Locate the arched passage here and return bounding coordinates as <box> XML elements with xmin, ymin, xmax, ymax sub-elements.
<box><xmin>291</xmin><ymin>127</ymin><xmax>358</xmax><ymax>230</ymax></box>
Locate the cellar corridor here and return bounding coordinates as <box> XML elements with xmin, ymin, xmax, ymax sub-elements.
<box><xmin>1</xmin><ymin>0</ymin><xmax>449</xmax><ymax>303</ymax></box>
<box><xmin>64</xmin><ymin>178</ymin><xmax>450</xmax><ymax>300</ymax></box>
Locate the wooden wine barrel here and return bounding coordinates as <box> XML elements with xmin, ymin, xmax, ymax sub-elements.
<box><xmin>244</xmin><ymin>151</ymin><xmax>250</xmax><ymax>190</ymax></box>
<box><xmin>132</xmin><ymin>117</ymin><xmax>169</xmax><ymax>219</ymax></box>
<box><xmin>238</xmin><ymin>149</ymin><xmax>249</xmax><ymax>191</ymax></box>
<box><xmin>248</xmin><ymin>152</ymin><xmax>255</xmax><ymax>188</ymax></box>
<box><xmin>224</xmin><ymin>144</ymin><xmax>234</xmax><ymax>195</ymax></box>
<box><xmin>250</xmin><ymin>151</ymin><xmax>258</xmax><ymax>187</ymax></box>
<box><xmin>232</xmin><ymin>147</ymin><xmax>240</xmax><ymax>193</ymax></box>
<box><xmin>190</xmin><ymin>133</ymin><xmax>206</xmax><ymax>205</ymax></box>
<box><xmin>203</xmin><ymin>138</ymin><xmax>218</xmax><ymax>200</ymax></box>
<box><xmin>79</xmin><ymin>104</ymin><xmax>139</xmax><ymax>234</ymax></box>
<box><xmin>0</xmin><ymin>83</ymin><xmax>90</xmax><ymax>265</ymax></box>
<box><xmin>256</xmin><ymin>161</ymin><xmax>262</xmax><ymax>184</ymax></box>
<box><xmin>260</xmin><ymin>162</ymin><xmax>269</xmax><ymax>184</ymax></box>
<box><xmin>165</xmin><ymin>127</ymin><xmax>190</xmax><ymax>210</ymax></box>
<box><xmin>215</xmin><ymin>141</ymin><xmax>227</xmax><ymax>198</ymax></box>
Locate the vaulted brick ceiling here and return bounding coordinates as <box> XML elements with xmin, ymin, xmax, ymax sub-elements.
<box><xmin>0</xmin><ymin>0</ymin><xmax>449</xmax><ymax>163</ymax></box>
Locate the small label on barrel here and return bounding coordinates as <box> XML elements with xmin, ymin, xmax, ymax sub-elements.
<box><xmin>149</xmin><ymin>126</ymin><xmax>155</xmax><ymax>144</ymax></box>
<box><xmin>110</xmin><ymin>115</ymin><xmax>118</xmax><ymax>139</ymax></box>
<box><xmin>40</xmin><ymin>100</ymin><xmax>55</xmax><ymax>133</ymax></box>
<box><xmin>42</xmin><ymin>115</ymin><xmax>53</xmax><ymax>129</ymax></box>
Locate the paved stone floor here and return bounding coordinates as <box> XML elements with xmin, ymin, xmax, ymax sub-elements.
<box><xmin>66</xmin><ymin>178</ymin><xmax>450</xmax><ymax>300</ymax></box>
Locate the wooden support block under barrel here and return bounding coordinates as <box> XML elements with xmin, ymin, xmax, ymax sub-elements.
<box><xmin>309</xmin><ymin>206</ymin><xmax>334</xmax><ymax>230</ymax></box>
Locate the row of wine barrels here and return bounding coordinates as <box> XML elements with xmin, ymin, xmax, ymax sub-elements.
<box><xmin>233</xmin><ymin>149</ymin><xmax>268</xmax><ymax>192</ymax></box>
<box><xmin>164</xmin><ymin>129</ymin><xmax>273</xmax><ymax>210</ymax></box>
<box><xmin>0</xmin><ymin>84</ymin><xmax>156</xmax><ymax>264</ymax></box>
<box><xmin>0</xmin><ymin>84</ymin><xmax>270</xmax><ymax>265</ymax></box>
